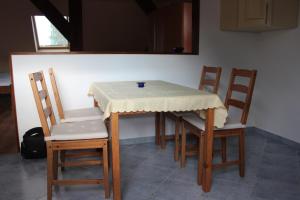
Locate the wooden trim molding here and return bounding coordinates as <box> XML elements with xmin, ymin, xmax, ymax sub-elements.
<box><xmin>10</xmin><ymin>51</ymin><xmax>198</xmax><ymax>55</ymax></box>
<box><xmin>9</xmin><ymin>55</ymin><xmax>20</xmax><ymax>152</ymax></box>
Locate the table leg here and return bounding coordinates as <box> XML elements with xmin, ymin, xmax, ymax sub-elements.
<box><xmin>111</xmin><ymin>113</ymin><xmax>121</xmax><ymax>200</ymax></box>
<box><xmin>160</xmin><ymin>112</ymin><xmax>166</xmax><ymax>149</ymax></box>
<box><xmin>155</xmin><ymin>112</ymin><xmax>161</xmax><ymax>145</ymax></box>
<box><xmin>202</xmin><ymin>108</ymin><xmax>214</xmax><ymax>192</ymax></box>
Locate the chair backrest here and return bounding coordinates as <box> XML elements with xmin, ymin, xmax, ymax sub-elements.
<box><xmin>224</xmin><ymin>68</ymin><xmax>257</xmax><ymax>124</ymax></box>
<box><xmin>29</xmin><ymin>71</ymin><xmax>56</xmax><ymax>137</ymax></box>
<box><xmin>199</xmin><ymin>65</ymin><xmax>222</xmax><ymax>94</ymax></box>
<box><xmin>49</xmin><ymin>68</ymin><xmax>65</xmax><ymax>119</ymax></box>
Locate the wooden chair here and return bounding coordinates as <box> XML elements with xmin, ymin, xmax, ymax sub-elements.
<box><xmin>29</xmin><ymin>71</ymin><xmax>110</xmax><ymax>200</ymax></box>
<box><xmin>49</xmin><ymin>68</ymin><xmax>103</xmax><ymax>123</ymax></box>
<box><xmin>49</xmin><ymin>68</ymin><xmax>108</xmax><ymax>170</ymax></box>
<box><xmin>181</xmin><ymin>68</ymin><xmax>257</xmax><ymax>185</ymax></box>
<box><xmin>161</xmin><ymin>65</ymin><xmax>222</xmax><ymax>161</ymax></box>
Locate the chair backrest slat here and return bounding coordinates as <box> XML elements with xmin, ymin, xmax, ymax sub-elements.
<box><xmin>233</xmin><ymin>68</ymin><xmax>255</xmax><ymax>77</ymax></box>
<box><xmin>224</xmin><ymin>68</ymin><xmax>257</xmax><ymax>124</ymax></box>
<box><xmin>199</xmin><ymin>65</ymin><xmax>222</xmax><ymax>94</ymax></box>
<box><xmin>201</xmin><ymin>79</ymin><xmax>216</xmax><ymax>86</ymax></box>
<box><xmin>29</xmin><ymin>71</ymin><xmax>56</xmax><ymax>137</ymax></box>
<box><xmin>49</xmin><ymin>68</ymin><xmax>65</xmax><ymax>119</ymax></box>
<box><xmin>231</xmin><ymin>84</ymin><xmax>249</xmax><ymax>93</ymax></box>
<box><xmin>227</xmin><ymin>98</ymin><xmax>246</xmax><ymax>110</ymax></box>
<box><xmin>204</xmin><ymin>66</ymin><xmax>221</xmax><ymax>73</ymax></box>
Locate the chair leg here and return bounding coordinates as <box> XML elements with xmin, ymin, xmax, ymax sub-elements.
<box><xmin>108</xmin><ymin>142</ymin><xmax>111</xmax><ymax>170</ymax></box>
<box><xmin>160</xmin><ymin>113</ymin><xmax>166</xmax><ymax>149</ymax></box>
<box><xmin>103</xmin><ymin>142</ymin><xmax>110</xmax><ymax>198</ymax></box>
<box><xmin>47</xmin><ymin>144</ymin><xmax>53</xmax><ymax>200</ymax></box>
<box><xmin>155</xmin><ymin>112</ymin><xmax>161</xmax><ymax>145</ymax></box>
<box><xmin>239</xmin><ymin>130</ymin><xmax>245</xmax><ymax>177</ymax></box>
<box><xmin>60</xmin><ymin>150</ymin><xmax>66</xmax><ymax>171</ymax></box>
<box><xmin>221</xmin><ymin>137</ymin><xmax>227</xmax><ymax>163</ymax></box>
<box><xmin>53</xmin><ymin>150</ymin><xmax>58</xmax><ymax>180</ymax></box>
<box><xmin>174</xmin><ymin>118</ymin><xmax>180</xmax><ymax>161</ymax></box>
<box><xmin>197</xmin><ymin>134</ymin><xmax>204</xmax><ymax>185</ymax></box>
<box><xmin>180</xmin><ymin>122</ymin><xmax>187</xmax><ymax>168</ymax></box>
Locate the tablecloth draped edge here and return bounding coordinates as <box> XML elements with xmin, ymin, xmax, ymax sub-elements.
<box><xmin>101</xmin><ymin>105</ymin><xmax>227</xmax><ymax>128</ymax></box>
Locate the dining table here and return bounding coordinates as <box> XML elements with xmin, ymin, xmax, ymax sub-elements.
<box><xmin>88</xmin><ymin>80</ymin><xmax>227</xmax><ymax>200</ymax></box>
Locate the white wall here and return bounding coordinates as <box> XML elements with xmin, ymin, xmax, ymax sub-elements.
<box><xmin>12</xmin><ymin>54</ymin><xmax>201</xmax><ymax>142</ymax></box>
<box><xmin>11</xmin><ymin>0</ymin><xmax>300</xmax><ymax>144</ymax></box>
<box><xmin>251</xmin><ymin>9</ymin><xmax>300</xmax><ymax>143</ymax></box>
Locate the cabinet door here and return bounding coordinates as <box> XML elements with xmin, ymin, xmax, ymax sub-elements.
<box><xmin>238</xmin><ymin>0</ymin><xmax>269</xmax><ymax>28</ymax></box>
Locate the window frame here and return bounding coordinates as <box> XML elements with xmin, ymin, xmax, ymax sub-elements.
<box><xmin>31</xmin><ymin>15</ymin><xmax>70</xmax><ymax>52</ymax></box>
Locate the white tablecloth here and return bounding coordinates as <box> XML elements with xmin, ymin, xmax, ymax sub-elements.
<box><xmin>88</xmin><ymin>80</ymin><xmax>228</xmax><ymax>128</ymax></box>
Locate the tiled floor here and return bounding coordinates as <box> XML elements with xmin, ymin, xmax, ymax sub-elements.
<box><xmin>0</xmin><ymin>129</ymin><xmax>299</xmax><ymax>200</ymax></box>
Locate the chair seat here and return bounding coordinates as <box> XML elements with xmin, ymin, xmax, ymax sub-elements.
<box><xmin>182</xmin><ymin>112</ymin><xmax>245</xmax><ymax>131</ymax></box>
<box><xmin>61</xmin><ymin>107</ymin><xmax>104</xmax><ymax>123</ymax></box>
<box><xmin>45</xmin><ymin>119</ymin><xmax>108</xmax><ymax>141</ymax></box>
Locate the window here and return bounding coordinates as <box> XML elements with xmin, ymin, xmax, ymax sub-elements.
<box><xmin>32</xmin><ymin>16</ymin><xmax>69</xmax><ymax>51</ymax></box>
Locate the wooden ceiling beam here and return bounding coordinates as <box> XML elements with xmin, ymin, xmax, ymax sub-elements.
<box><xmin>68</xmin><ymin>0</ymin><xmax>83</xmax><ymax>51</ymax></box>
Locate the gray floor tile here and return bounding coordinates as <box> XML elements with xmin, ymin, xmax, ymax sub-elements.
<box><xmin>213</xmin><ymin>166</ymin><xmax>257</xmax><ymax>186</ymax></box>
<box><xmin>202</xmin><ymin>179</ymin><xmax>253</xmax><ymax>200</ymax></box>
<box><xmin>153</xmin><ymin>178</ymin><xmax>204</xmax><ymax>200</ymax></box>
<box><xmin>51</xmin><ymin>185</ymin><xmax>111</xmax><ymax>200</ymax></box>
<box><xmin>0</xmin><ymin>128</ymin><xmax>300</xmax><ymax>200</ymax></box>
<box><xmin>124</xmin><ymin>162</ymin><xmax>173</xmax><ymax>185</ymax></box>
<box><xmin>256</xmin><ymin>165</ymin><xmax>300</xmax><ymax>185</ymax></box>
<box><xmin>252</xmin><ymin>178</ymin><xmax>300</xmax><ymax>200</ymax></box>
<box><xmin>261</xmin><ymin>152</ymin><xmax>299</xmax><ymax>169</ymax></box>
<box><xmin>265</xmin><ymin>139</ymin><xmax>298</xmax><ymax>157</ymax></box>
<box><xmin>168</xmin><ymin>163</ymin><xmax>198</xmax><ymax>184</ymax></box>
<box><xmin>121</xmin><ymin>177</ymin><xmax>157</xmax><ymax>200</ymax></box>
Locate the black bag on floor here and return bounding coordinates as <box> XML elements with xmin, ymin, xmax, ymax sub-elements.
<box><xmin>21</xmin><ymin>127</ymin><xmax>46</xmax><ymax>159</ymax></box>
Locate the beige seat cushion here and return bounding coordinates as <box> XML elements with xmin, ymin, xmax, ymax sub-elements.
<box><xmin>61</xmin><ymin>107</ymin><xmax>104</xmax><ymax>123</ymax></box>
<box><xmin>182</xmin><ymin>112</ymin><xmax>245</xmax><ymax>131</ymax></box>
<box><xmin>45</xmin><ymin>119</ymin><xmax>108</xmax><ymax>141</ymax></box>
